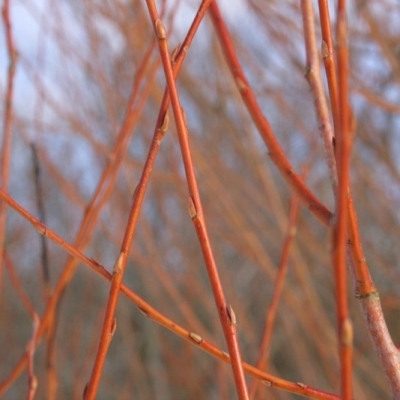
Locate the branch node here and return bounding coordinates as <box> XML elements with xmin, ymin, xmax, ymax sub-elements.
<box><xmin>321</xmin><ymin>40</ymin><xmax>330</xmax><ymax>59</ymax></box>
<box><xmin>227</xmin><ymin>304</ymin><xmax>237</xmax><ymax>327</ymax></box>
<box><xmin>160</xmin><ymin>111</ymin><xmax>169</xmax><ymax>133</ymax></box>
<box><xmin>155</xmin><ymin>19</ymin><xmax>166</xmax><ymax>40</ymax></box>
<box><xmin>222</xmin><ymin>351</ymin><xmax>230</xmax><ymax>358</ymax></box>
<box><xmin>235</xmin><ymin>77</ymin><xmax>247</xmax><ymax>91</ymax></box>
<box><xmin>138</xmin><ymin>306</ymin><xmax>149</xmax><ymax>318</ymax></box>
<box><xmin>340</xmin><ymin>318</ymin><xmax>353</xmax><ymax>346</ymax></box>
<box><xmin>113</xmin><ymin>252</ymin><xmax>124</xmax><ymax>275</ymax></box>
<box><xmin>181</xmin><ymin>106</ymin><xmax>187</xmax><ymax>127</ymax></box>
<box><xmin>35</xmin><ymin>222</ymin><xmax>47</xmax><ymax>236</ymax></box>
<box><xmin>188</xmin><ymin>196</ymin><xmax>197</xmax><ymax>219</ymax></box>
<box><xmin>189</xmin><ymin>332</ymin><xmax>203</xmax><ymax>344</ymax></box>
<box><xmin>171</xmin><ymin>43</ymin><xmax>181</xmax><ymax>63</ymax></box>
<box><xmin>110</xmin><ymin>318</ymin><xmax>117</xmax><ymax>336</ymax></box>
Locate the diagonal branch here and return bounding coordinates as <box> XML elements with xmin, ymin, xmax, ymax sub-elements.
<box><xmin>0</xmin><ymin>186</ymin><xmax>340</xmax><ymax>400</ymax></box>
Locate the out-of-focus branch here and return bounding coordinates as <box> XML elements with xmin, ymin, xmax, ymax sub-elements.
<box><xmin>302</xmin><ymin>1</ymin><xmax>353</xmax><ymax>397</ymax></box>
<box><xmin>0</xmin><ymin>39</ymin><xmax>159</xmax><ymax>395</ymax></box>
<box><xmin>3</xmin><ymin>253</ymin><xmax>39</xmax><ymax>399</ymax></box>
<box><xmin>0</xmin><ymin>187</ymin><xmax>340</xmax><ymax>400</ymax></box>
<box><xmin>249</xmin><ymin>186</ymin><xmax>301</xmax><ymax>399</ymax></box>
<box><xmin>302</xmin><ymin>1</ymin><xmax>337</xmax><ymax>195</ymax></box>
<box><xmin>0</xmin><ymin>0</ymin><xmax>18</xmax><ymax>285</ymax></box>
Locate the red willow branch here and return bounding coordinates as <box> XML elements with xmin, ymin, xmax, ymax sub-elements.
<box><xmin>210</xmin><ymin>1</ymin><xmax>400</xmax><ymax>398</ymax></box>
<box><xmin>83</xmin><ymin>2</ymin><xmax>217</xmax><ymax>398</ymax></box>
<box><xmin>26</xmin><ymin>314</ymin><xmax>40</xmax><ymax>400</ymax></box>
<box><xmin>301</xmin><ymin>0</ymin><xmax>337</xmax><ymax>194</ymax></box>
<box><xmin>0</xmin><ymin>187</ymin><xmax>340</xmax><ymax>400</ymax></box>
<box><xmin>4</xmin><ymin>254</ymin><xmax>39</xmax><ymax>398</ymax></box>
<box><xmin>0</xmin><ymin>43</ymin><xmax>159</xmax><ymax>395</ymax></box>
<box><xmin>316</xmin><ymin>0</ymin><xmax>374</xmax><ymax>298</ymax></box>
<box><xmin>144</xmin><ymin>1</ymin><xmax>249</xmax><ymax>398</ymax></box>
<box><xmin>333</xmin><ymin>1</ymin><xmax>353</xmax><ymax>397</ymax></box>
<box><xmin>317</xmin><ymin>0</ymin><xmax>339</xmax><ymax>132</ymax></box>
<box><xmin>301</xmin><ymin>1</ymin><xmax>353</xmax><ymax>398</ymax></box>
<box><xmin>0</xmin><ymin>0</ymin><xmax>18</xmax><ymax>285</ymax></box>
<box><xmin>208</xmin><ymin>2</ymin><xmax>332</xmax><ymax>227</ymax></box>
<box><xmin>249</xmin><ymin>188</ymin><xmax>301</xmax><ymax>399</ymax></box>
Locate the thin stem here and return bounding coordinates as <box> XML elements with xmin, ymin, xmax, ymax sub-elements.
<box><xmin>0</xmin><ymin>0</ymin><xmax>18</xmax><ymax>287</ymax></box>
<box><xmin>334</xmin><ymin>1</ymin><xmax>353</xmax><ymax>397</ymax></box>
<box><xmin>31</xmin><ymin>144</ymin><xmax>51</xmax><ymax>300</ymax></box>
<box><xmin>82</xmin><ymin>114</ymin><xmax>169</xmax><ymax>400</ymax></box>
<box><xmin>301</xmin><ymin>0</ymin><xmax>337</xmax><ymax>194</ymax></box>
<box><xmin>83</xmin><ymin>2</ymin><xmax>215</xmax><ymax>397</ymax></box>
<box><xmin>26</xmin><ymin>314</ymin><xmax>40</xmax><ymax>400</ymax></box>
<box><xmin>209</xmin><ymin>2</ymin><xmax>400</xmax><ymax>397</ymax></box>
<box><xmin>145</xmin><ymin>1</ymin><xmax>250</xmax><ymax>397</ymax></box>
<box><xmin>301</xmin><ymin>0</ymin><xmax>353</xmax><ymax>395</ymax></box>
<box><xmin>208</xmin><ymin>2</ymin><xmax>332</xmax><ymax>226</ymax></box>
<box><xmin>317</xmin><ymin>0</ymin><xmax>340</xmax><ymax>133</ymax></box>
<box><xmin>0</xmin><ymin>41</ymin><xmax>158</xmax><ymax>394</ymax></box>
<box><xmin>249</xmin><ymin>189</ymin><xmax>301</xmax><ymax>399</ymax></box>
<box><xmin>0</xmin><ymin>187</ymin><xmax>340</xmax><ymax>400</ymax></box>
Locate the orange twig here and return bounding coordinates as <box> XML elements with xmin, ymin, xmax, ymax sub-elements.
<box><xmin>301</xmin><ymin>0</ymin><xmax>353</xmax><ymax>394</ymax></box>
<box><xmin>26</xmin><ymin>314</ymin><xmax>40</xmax><ymax>400</ymax></box>
<box><xmin>316</xmin><ymin>2</ymin><xmax>383</xmax><ymax>385</ymax></box>
<box><xmin>208</xmin><ymin>2</ymin><xmax>332</xmax><ymax>226</ymax></box>
<box><xmin>4</xmin><ymin>254</ymin><xmax>36</xmax><ymax>317</ymax></box>
<box><xmin>209</xmin><ymin>2</ymin><xmax>400</xmax><ymax>397</ymax></box>
<box><xmin>317</xmin><ymin>0</ymin><xmax>339</xmax><ymax>133</ymax></box>
<box><xmin>3</xmin><ymin>254</ymin><xmax>39</xmax><ymax>400</ymax></box>
<box><xmin>0</xmin><ymin>0</ymin><xmax>18</xmax><ymax>285</ymax></box>
<box><xmin>301</xmin><ymin>0</ymin><xmax>337</xmax><ymax>194</ymax></box>
<box><xmin>334</xmin><ymin>1</ymin><xmax>353</xmax><ymax>397</ymax></box>
<box><xmin>145</xmin><ymin>1</ymin><xmax>249</xmax><ymax>398</ymax></box>
<box><xmin>249</xmin><ymin>188</ymin><xmax>301</xmax><ymax>399</ymax></box>
<box><xmin>83</xmin><ymin>2</ymin><xmax>216</xmax><ymax>397</ymax></box>
<box><xmin>0</xmin><ymin>42</ymin><xmax>159</xmax><ymax>394</ymax></box>
<box><xmin>0</xmin><ymin>188</ymin><xmax>340</xmax><ymax>400</ymax></box>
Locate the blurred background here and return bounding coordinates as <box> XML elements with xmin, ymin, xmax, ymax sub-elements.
<box><xmin>1</xmin><ymin>0</ymin><xmax>400</xmax><ymax>398</ymax></box>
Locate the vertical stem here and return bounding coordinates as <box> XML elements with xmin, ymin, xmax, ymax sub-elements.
<box><xmin>334</xmin><ymin>2</ymin><xmax>353</xmax><ymax>398</ymax></box>
<box><xmin>249</xmin><ymin>190</ymin><xmax>301</xmax><ymax>399</ymax></box>
<box><xmin>0</xmin><ymin>0</ymin><xmax>18</xmax><ymax>287</ymax></box>
<box><xmin>301</xmin><ymin>0</ymin><xmax>337</xmax><ymax>194</ymax></box>
<box><xmin>317</xmin><ymin>0</ymin><xmax>339</xmax><ymax>132</ymax></box>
